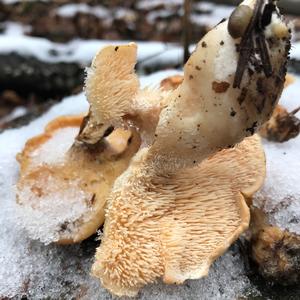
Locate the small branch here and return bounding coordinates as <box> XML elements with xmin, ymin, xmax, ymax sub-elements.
<box><xmin>291</xmin><ymin>106</ymin><xmax>300</xmax><ymax>115</ymax></box>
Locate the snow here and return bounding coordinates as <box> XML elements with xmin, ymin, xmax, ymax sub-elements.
<box><xmin>0</xmin><ymin>0</ymin><xmax>50</xmax><ymax>3</ymax></box>
<box><xmin>114</xmin><ymin>7</ymin><xmax>137</xmax><ymax>21</ymax></box>
<box><xmin>0</xmin><ymin>70</ymin><xmax>259</xmax><ymax>299</ymax></box>
<box><xmin>147</xmin><ymin>9</ymin><xmax>176</xmax><ymax>24</ymax></box>
<box><xmin>1</xmin><ymin>22</ymin><xmax>31</xmax><ymax>36</ymax></box>
<box><xmin>136</xmin><ymin>0</ymin><xmax>234</xmax><ymax>29</ymax></box>
<box><xmin>0</xmin><ymin>34</ymin><xmax>184</xmax><ymax>66</ymax></box>
<box><xmin>191</xmin><ymin>4</ymin><xmax>234</xmax><ymax>27</ymax></box>
<box><xmin>17</xmin><ymin>175</ymin><xmax>93</xmax><ymax>245</ymax></box>
<box><xmin>0</xmin><ymin>106</ymin><xmax>27</xmax><ymax>125</ymax></box>
<box><xmin>291</xmin><ymin>41</ymin><xmax>300</xmax><ymax>60</ymax></box>
<box><xmin>253</xmin><ymin>75</ymin><xmax>300</xmax><ymax>235</ymax></box>
<box><xmin>137</xmin><ymin>0</ymin><xmax>183</xmax><ymax>10</ymax></box>
<box><xmin>56</xmin><ymin>3</ymin><xmax>109</xmax><ymax>19</ymax></box>
<box><xmin>0</xmin><ymin>0</ymin><xmax>235</xmax><ymax>66</ymax></box>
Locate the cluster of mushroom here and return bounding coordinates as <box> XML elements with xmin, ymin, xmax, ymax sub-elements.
<box><xmin>16</xmin><ymin>0</ymin><xmax>291</xmax><ymax>297</ymax></box>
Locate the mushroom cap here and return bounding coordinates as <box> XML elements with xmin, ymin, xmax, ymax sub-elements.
<box><xmin>16</xmin><ymin>115</ymin><xmax>140</xmax><ymax>244</ymax></box>
<box><xmin>92</xmin><ymin>134</ymin><xmax>265</xmax><ymax>296</ymax></box>
<box><xmin>146</xmin><ymin>0</ymin><xmax>290</xmax><ymax>170</ymax></box>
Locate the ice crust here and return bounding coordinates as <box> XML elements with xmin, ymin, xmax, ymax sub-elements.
<box><xmin>0</xmin><ymin>70</ymin><xmax>259</xmax><ymax>299</ymax></box>
<box><xmin>253</xmin><ymin>75</ymin><xmax>300</xmax><ymax>235</ymax></box>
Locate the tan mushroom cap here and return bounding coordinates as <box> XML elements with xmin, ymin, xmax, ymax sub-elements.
<box><xmin>16</xmin><ymin>115</ymin><xmax>141</xmax><ymax>244</ymax></box>
<box><xmin>92</xmin><ymin>134</ymin><xmax>265</xmax><ymax>296</ymax></box>
<box><xmin>16</xmin><ymin>44</ymin><xmax>143</xmax><ymax>244</ymax></box>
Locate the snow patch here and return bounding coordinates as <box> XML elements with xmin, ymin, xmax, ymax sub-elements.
<box><xmin>0</xmin><ymin>35</ymin><xmax>179</xmax><ymax>65</ymax></box>
<box><xmin>253</xmin><ymin>76</ymin><xmax>300</xmax><ymax>235</ymax></box>
<box><xmin>56</xmin><ymin>3</ymin><xmax>109</xmax><ymax>19</ymax></box>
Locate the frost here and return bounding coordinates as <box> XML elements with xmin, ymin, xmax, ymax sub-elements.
<box><xmin>253</xmin><ymin>76</ymin><xmax>300</xmax><ymax>235</ymax></box>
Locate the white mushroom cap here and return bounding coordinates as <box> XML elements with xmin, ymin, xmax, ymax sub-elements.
<box><xmin>148</xmin><ymin>0</ymin><xmax>290</xmax><ymax>170</ymax></box>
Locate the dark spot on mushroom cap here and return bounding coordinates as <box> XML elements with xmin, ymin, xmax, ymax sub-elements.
<box><xmin>246</xmin><ymin>121</ymin><xmax>258</xmax><ymax>135</ymax></box>
<box><xmin>195</xmin><ymin>66</ymin><xmax>201</xmax><ymax>71</ymax></box>
<box><xmin>60</xmin><ymin>221</ymin><xmax>69</xmax><ymax>232</ymax></box>
<box><xmin>237</xmin><ymin>88</ymin><xmax>248</xmax><ymax>105</ymax></box>
<box><xmin>212</xmin><ymin>81</ymin><xmax>230</xmax><ymax>93</ymax></box>
<box><xmin>230</xmin><ymin>108</ymin><xmax>237</xmax><ymax>117</ymax></box>
<box><xmin>248</xmin><ymin>68</ymin><xmax>254</xmax><ymax>76</ymax></box>
<box><xmin>115</xmin><ymin>46</ymin><xmax>119</xmax><ymax>51</ymax></box>
<box><xmin>220</xmin><ymin>41</ymin><xmax>224</xmax><ymax>46</ymax></box>
<box><xmin>189</xmin><ymin>75</ymin><xmax>194</xmax><ymax>80</ymax></box>
<box><xmin>202</xmin><ymin>42</ymin><xmax>207</xmax><ymax>48</ymax></box>
<box><xmin>90</xmin><ymin>194</ymin><xmax>96</xmax><ymax>205</ymax></box>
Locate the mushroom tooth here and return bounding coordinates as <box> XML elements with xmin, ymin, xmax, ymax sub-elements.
<box><xmin>149</xmin><ymin>0</ymin><xmax>291</xmax><ymax>170</ymax></box>
<box><xmin>85</xmin><ymin>43</ymin><xmax>139</xmax><ymax>123</ymax></box>
<box><xmin>78</xmin><ymin>43</ymin><xmax>140</xmax><ymax>145</ymax></box>
<box><xmin>92</xmin><ymin>135</ymin><xmax>264</xmax><ymax>296</ymax></box>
